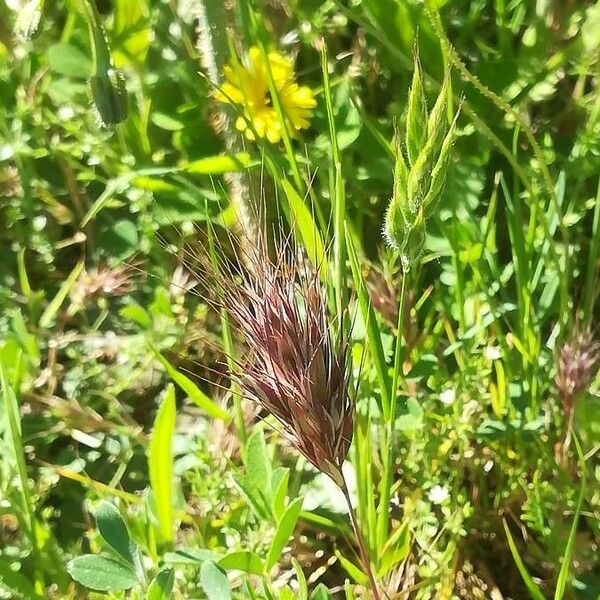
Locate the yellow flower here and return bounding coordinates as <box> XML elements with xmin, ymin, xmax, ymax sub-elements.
<box><xmin>214</xmin><ymin>46</ymin><xmax>316</xmax><ymax>143</ymax></box>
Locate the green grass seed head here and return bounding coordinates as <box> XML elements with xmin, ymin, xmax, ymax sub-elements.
<box><xmin>383</xmin><ymin>62</ymin><xmax>458</xmax><ymax>267</ymax></box>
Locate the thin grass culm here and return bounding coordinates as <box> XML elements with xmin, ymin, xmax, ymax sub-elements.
<box><xmin>212</xmin><ymin>231</ymin><xmax>381</xmax><ymax>599</ymax></box>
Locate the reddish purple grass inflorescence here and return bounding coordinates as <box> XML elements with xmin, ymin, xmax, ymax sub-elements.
<box><xmin>555</xmin><ymin>327</ymin><xmax>599</xmax><ymax>457</ymax></box>
<box><xmin>220</xmin><ymin>238</ymin><xmax>354</xmax><ymax>488</ymax></box>
<box><xmin>555</xmin><ymin>328</ymin><xmax>599</xmax><ymax>413</ymax></box>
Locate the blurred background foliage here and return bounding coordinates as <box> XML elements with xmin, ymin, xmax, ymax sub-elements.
<box><xmin>1</xmin><ymin>0</ymin><xmax>600</xmax><ymax>598</ymax></box>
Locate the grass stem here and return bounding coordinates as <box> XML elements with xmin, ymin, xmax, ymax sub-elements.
<box><xmin>377</xmin><ymin>271</ymin><xmax>407</xmax><ymax>548</ymax></box>
<box><xmin>341</xmin><ymin>478</ymin><xmax>382</xmax><ymax>600</ymax></box>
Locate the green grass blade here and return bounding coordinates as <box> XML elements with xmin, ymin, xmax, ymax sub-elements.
<box><xmin>503</xmin><ymin>520</ymin><xmax>546</xmax><ymax>600</ymax></box>
<box><xmin>149</xmin><ymin>384</ymin><xmax>176</xmax><ymax>545</ymax></box>
<box><xmin>582</xmin><ymin>176</ymin><xmax>600</xmax><ymax>326</ymax></box>
<box><xmin>39</xmin><ymin>260</ymin><xmax>84</xmax><ymax>329</ymax></box>
<box><xmin>321</xmin><ymin>43</ymin><xmax>346</xmax><ymax>328</ymax></box>
<box><xmin>153</xmin><ymin>350</ymin><xmax>229</xmax><ymax>421</ymax></box>
<box><xmin>0</xmin><ymin>357</ymin><xmax>45</xmax><ymax>597</ymax></box>
<box><xmin>345</xmin><ymin>225</ymin><xmax>391</xmax><ymax>416</ymax></box>
<box><xmin>554</xmin><ymin>442</ymin><xmax>586</xmax><ymax>600</ymax></box>
<box><xmin>282</xmin><ymin>179</ymin><xmax>327</xmax><ymax>273</ymax></box>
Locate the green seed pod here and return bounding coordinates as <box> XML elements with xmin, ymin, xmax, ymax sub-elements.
<box><xmin>405</xmin><ymin>55</ymin><xmax>427</xmax><ymax>167</ymax></box>
<box><xmin>422</xmin><ymin>110</ymin><xmax>459</xmax><ymax>215</ymax></box>
<box><xmin>90</xmin><ymin>68</ymin><xmax>128</xmax><ymax>125</ymax></box>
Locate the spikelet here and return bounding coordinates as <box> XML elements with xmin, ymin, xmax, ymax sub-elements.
<box><xmin>384</xmin><ymin>53</ymin><xmax>459</xmax><ymax>271</ymax></box>
<box><xmin>218</xmin><ymin>235</ymin><xmax>353</xmax><ymax>488</ymax></box>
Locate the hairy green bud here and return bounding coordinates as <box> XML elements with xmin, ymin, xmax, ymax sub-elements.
<box><xmin>392</xmin><ymin>136</ymin><xmax>410</xmax><ymax>216</ymax></box>
<box><xmin>402</xmin><ymin>209</ymin><xmax>426</xmax><ymax>268</ymax></box>
<box><xmin>405</xmin><ymin>55</ymin><xmax>427</xmax><ymax>167</ymax></box>
<box><xmin>384</xmin><ymin>192</ymin><xmax>410</xmax><ymax>252</ymax></box>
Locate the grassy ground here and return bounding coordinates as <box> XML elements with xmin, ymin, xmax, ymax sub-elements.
<box><xmin>1</xmin><ymin>0</ymin><xmax>600</xmax><ymax>598</ymax></box>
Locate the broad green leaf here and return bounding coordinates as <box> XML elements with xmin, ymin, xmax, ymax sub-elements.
<box><xmin>67</xmin><ymin>555</ymin><xmax>138</xmax><ymax>591</ymax></box>
<box><xmin>112</xmin><ymin>0</ymin><xmax>151</xmax><ymax>67</ymax></box>
<box><xmin>154</xmin><ymin>351</ymin><xmax>229</xmax><ymax>421</ymax></box>
<box><xmin>147</xmin><ymin>568</ymin><xmax>175</xmax><ymax>600</ymax></box>
<box><xmin>132</xmin><ymin>176</ymin><xmax>178</xmax><ymax>193</ymax></box>
<box><xmin>396</xmin><ymin>397</ymin><xmax>424</xmax><ymax>431</ymax></box>
<box><xmin>47</xmin><ymin>43</ymin><xmax>92</xmax><ymax>78</ymax></box>
<box><xmin>120</xmin><ymin>304</ymin><xmax>152</xmax><ymax>329</ymax></box>
<box><xmin>100</xmin><ymin>220</ymin><xmax>139</xmax><ymax>261</ymax></box>
<box><xmin>232</xmin><ymin>473</ymin><xmax>271</xmax><ymax>521</ymax></box>
<box><xmin>218</xmin><ymin>551</ymin><xmax>264</xmax><ymax>575</ymax></box>
<box><xmin>266</xmin><ymin>496</ymin><xmax>303</xmax><ymax>570</ymax></box>
<box><xmin>233</xmin><ymin>429</ymin><xmax>273</xmax><ymax>520</ymax></box>
<box><xmin>245</xmin><ymin>429</ymin><xmax>272</xmax><ymax>508</ymax></box>
<box><xmin>151</xmin><ymin>112</ymin><xmax>185</xmax><ymax>131</ymax></box>
<box><xmin>379</xmin><ymin>520</ymin><xmax>410</xmax><ymax>577</ymax></box>
<box><xmin>282</xmin><ymin>179</ymin><xmax>327</xmax><ymax>272</ymax></box>
<box><xmin>95</xmin><ymin>502</ymin><xmax>135</xmax><ymax>565</ymax></box>
<box><xmin>334</xmin><ymin>549</ymin><xmax>368</xmax><ymax>585</ymax></box>
<box><xmin>184</xmin><ymin>153</ymin><xmax>259</xmax><ymax>174</ymax></box>
<box><xmin>200</xmin><ymin>562</ymin><xmax>231</xmax><ymax>600</ymax></box>
<box><xmin>149</xmin><ymin>384</ymin><xmax>176</xmax><ymax>544</ymax></box>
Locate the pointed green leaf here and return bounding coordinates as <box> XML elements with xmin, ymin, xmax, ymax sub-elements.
<box><xmin>266</xmin><ymin>496</ymin><xmax>303</xmax><ymax>570</ymax></box>
<box><xmin>149</xmin><ymin>384</ymin><xmax>176</xmax><ymax>544</ymax></box>
<box><xmin>154</xmin><ymin>351</ymin><xmax>229</xmax><ymax>421</ymax></box>
<box><xmin>218</xmin><ymin>551</ymin><xmax>264</xmax><ymax>575</ymax></box>
<box><xmin>503</xmin><ymin>521</ymin><xmax>545</xmax><ymax>600</ymax></box>
<box><xmin>334</xmin><ymin>549</ymin><xmax>368</xmax><ymax>585</ymax></box>
<box><xmin>95</xmin><ymin>501</ymin><xmax>135</xmax><ymax>565</ymax></box>
<box><xmin>282</xmin><ymin>179</ymin><xmax>327</xmax><ymax>273</ymax></box>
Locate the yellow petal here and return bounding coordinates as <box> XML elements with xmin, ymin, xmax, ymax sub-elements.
<box><xmin>235</xmin><ymin>115</ymin><xmax>248</xmax><ymax>132</ymax></box>
<box><xmin>268</xmin><ymin>51</ymin><xmax>294</xmax><ymax>87</ymax></box>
